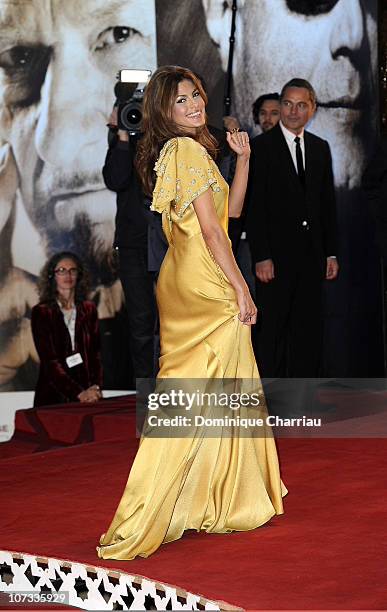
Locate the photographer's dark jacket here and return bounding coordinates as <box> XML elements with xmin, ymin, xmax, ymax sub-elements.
<box><xmin>102</xmin><ymin>137</ymin><xmax>148</xmax><ymax>249</ymax></box>
<box><xmin>31</xmin><ymin>301</ymin><xmax>103</xmax><ymax>407</ymax></box>
<box><xmin>362</xmin><ymin>136</ymin><xmax>387</xmax><ymax>263</ymax></box>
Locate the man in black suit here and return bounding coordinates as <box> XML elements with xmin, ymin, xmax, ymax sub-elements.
<box><xmin>248</xmin><ymin>78</ymin><xmax>338</xmax><ymax>378</ymax></box>
<box><xmin>363</xmin><ymin>137</ymin><xmax>387</xmax><ymax>264</ymax></box>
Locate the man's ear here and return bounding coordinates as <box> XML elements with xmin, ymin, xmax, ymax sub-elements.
<box><xmin>202</xmin><ymin>0</ymin><xmax>245</xmax><ymax>72</ymax></box>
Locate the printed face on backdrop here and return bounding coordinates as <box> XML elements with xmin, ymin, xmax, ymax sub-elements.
<box><xmin>0</xmin><ymin>0</ymin><xmax>156</xmax><ymax>283</ymax></box>
<box><xmin>203</xmin><ymin>0</ymin><xmax>378</xmax><ymax>189</ymax></box>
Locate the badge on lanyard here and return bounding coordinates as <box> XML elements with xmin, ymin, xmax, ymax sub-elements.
<box><xmin>66</xmin><ymin>353</ymin><xmax>83</xmax><ymax>368</ymax></box>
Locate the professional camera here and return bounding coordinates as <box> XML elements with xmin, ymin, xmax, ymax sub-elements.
<box><xmin>114</xmin><ymin>69</ymin><xmax>151</xmax><ymax>135</ymax></box>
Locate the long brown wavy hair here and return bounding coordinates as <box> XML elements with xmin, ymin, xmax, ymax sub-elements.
<box><xmin>37</xmin><ymin>251</ymin><xmax>91</xmax><ymax>305</ymax></box>
<box><xmin>135</xmin><ymin>66</ymin><xmax>218</xmax><ymax>197</ymax></box>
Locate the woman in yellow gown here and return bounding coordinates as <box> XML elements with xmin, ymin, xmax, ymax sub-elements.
<box><xmin>97</xmin><ymin>66</ymin><xmax>286</xmax><ymax>561</ymax></box>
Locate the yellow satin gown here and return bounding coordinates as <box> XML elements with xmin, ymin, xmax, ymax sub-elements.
<box><xmin>97</xmin><ymin>137</ymin><xmax>286</xmax><ymax>560</ymax></box>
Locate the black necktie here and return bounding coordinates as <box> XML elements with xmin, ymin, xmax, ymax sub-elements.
<box><xmin>294</xmin><ymin>136</ymin><xmax>305</xmax><ymax>186</ymax></box>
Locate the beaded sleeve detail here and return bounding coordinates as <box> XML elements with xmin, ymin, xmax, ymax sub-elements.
<box><xmin>151</xmin><ymin>137</ymin><xmax>221</xmax><ymax>218</ymax></box>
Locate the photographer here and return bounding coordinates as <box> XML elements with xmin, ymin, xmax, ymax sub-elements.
<box><xmin>102</xmin><ymin>108</ymin><xmax>159</xmax><ymax>381</ymax></box>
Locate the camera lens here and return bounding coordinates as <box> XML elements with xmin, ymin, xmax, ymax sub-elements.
<box><xmin>126</xmin><ymin>108</ymin><xmax>142</xmax><ymax>125</ymax></box>
<box><xmin>120</xmin><ymin>101</ymin><xmax>142</xmax><ymax>131</ymax></box>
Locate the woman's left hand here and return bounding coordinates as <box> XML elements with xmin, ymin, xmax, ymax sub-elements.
<box><xmin>226</xmin><ymin>130</ymin><xmax>250</xmax><ymax>159</ymax></box>
<box><xmin>236</xmin><ymin>285</ymin><xmax>257</xmax><ymax>326</ymax></box>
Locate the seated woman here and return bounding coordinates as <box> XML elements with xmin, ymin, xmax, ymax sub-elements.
<box><xmin>31</xmin><ymin>251</ymin><xmax>103</xmax><ymax>407</ymax></box>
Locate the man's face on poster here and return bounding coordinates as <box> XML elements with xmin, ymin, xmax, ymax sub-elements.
<box><xmin>204</xmin><ymin>0</ymin><xmax>378</xmax><ymax>189</ymax></box>
<box><xmin>0</xmin><ymin>0</ymin><xmax>156</xmax><ymax>282</ymax></box>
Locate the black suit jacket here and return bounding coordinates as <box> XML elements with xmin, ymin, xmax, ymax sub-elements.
<box><xmin>31</xmin><ymin>301</ymin><xmax>103</xmax><ymax>407</ymax></box>
<box><xmin>102</xmin><ymin>137</ymin><xmax>148</xmax><ymax>249</ymax></box>
<box><xmin>103</xmin><ymin>136</ymin><xmax>168</xmax><ymax>271</ymax></box>
<box><xmin>362</xmin><ymin>136</ymin><xmax>387</xmax><ymax>262</ymax></box>
<box><xmin>247</xmin><ymin>123</ymin><xmax>337</xmax><ymax>274</ymax></box>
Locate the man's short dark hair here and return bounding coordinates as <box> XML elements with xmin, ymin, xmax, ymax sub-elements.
<box><xmin>280</xmin><ymin>78</ymin><xmax>317</xmax><ymax>107</ymax></box>
<box><xmin>252</xmin><ymin>93</ymin><xmax>280</xmax><ymax>122</ymax></box>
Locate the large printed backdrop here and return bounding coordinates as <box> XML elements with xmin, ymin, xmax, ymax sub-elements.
<box><xmin>0</xmin><ymin>0</ymin><xmax>382</xmax><ymax>394</ymax></box>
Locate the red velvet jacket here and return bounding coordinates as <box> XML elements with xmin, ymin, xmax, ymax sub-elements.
<box><xmin>31</xmin><ymin>301</ymin><xmax>103</xmax><ymax>407</ymax></box>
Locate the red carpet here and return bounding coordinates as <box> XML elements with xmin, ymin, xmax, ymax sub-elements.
<box><xmin>1</xmin><ymin>399</ymin><xmax>387</xmax><ymax>610</ymax></box>
<box><xmin>0</xmin><ymin>396</ymin><xmax>137</xmax><ymax>459</ymax></box>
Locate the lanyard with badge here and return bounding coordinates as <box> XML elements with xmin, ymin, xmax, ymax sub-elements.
<box><xmin>60</xmin><ymin>305</ymin><xmax>83</xmax><ymax>368</ymax></box>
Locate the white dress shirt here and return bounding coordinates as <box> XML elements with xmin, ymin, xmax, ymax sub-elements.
<box><xmin>279</xmin><ymin>121</ymin><xmax>305</xmax><ymax>174</ymax></box>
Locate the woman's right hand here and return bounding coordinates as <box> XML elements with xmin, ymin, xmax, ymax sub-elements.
<box><xmin>236</xmin><ymin>286</ymin><xmax>257</xmax><ymax>326</ymax></box>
